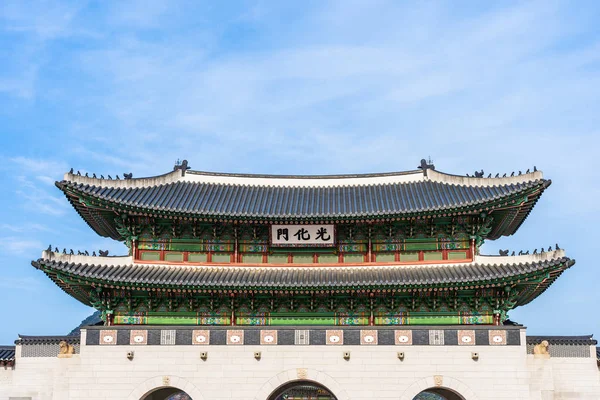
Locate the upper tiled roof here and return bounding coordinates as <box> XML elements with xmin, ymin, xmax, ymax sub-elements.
<box><xmin>56</xmin><ymin>165</ymin><xmax>549</xmax><ymax>240</ymax></box>
<box><xmin>33</xmin><ymin>250</ymin><xmax>573</xmax><ymax>308</ymax></box>
<box><xmin>0</xmin><ymin>346</ymin><xmax>15</xmax><ymax>363</ymax></box>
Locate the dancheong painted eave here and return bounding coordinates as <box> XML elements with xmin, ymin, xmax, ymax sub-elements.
<box><xmin>55</xmin><ymin>162</ymin><xmax>550</xmax><ymax>241</ymax></box>
<box><xmin>32</xmin><ymin>250</ymin><xmax>573</xmax><ymax>309</ymax></box>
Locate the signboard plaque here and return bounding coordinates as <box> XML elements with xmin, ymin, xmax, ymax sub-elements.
<box><xmin>270</xmin><ymin>224</ymin><xmax>335</xmax><ymax>247</ymax></box>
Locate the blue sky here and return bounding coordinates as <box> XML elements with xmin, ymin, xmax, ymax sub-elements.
<box><xmin>1</xmin><ymin>0</ymin><xmax>599</xmax><ymax>344</ymax></box>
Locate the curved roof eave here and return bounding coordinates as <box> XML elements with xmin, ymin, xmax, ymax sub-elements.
<box><xmin>32</xmin><ymin>250</ymin><xmax>573</xmax><ymax>300</ymax></box>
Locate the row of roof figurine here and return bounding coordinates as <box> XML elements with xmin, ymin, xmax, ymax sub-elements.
<box><xmin>468</xmin><ymin>167</ymin><xmax>537</xmax><ymax>178</ymax></box>
<box><xmin>498</xmin><ymin>244</ymin><xmax>560</xmax><ymax>256</ymax></box>
<box><xmin>69</xmin><ymin>168</ymin><xmax>132</xmax><ymax>180</ymax></box>
<box><xmin>68</xmin><ymin>160</ymin><xmax>191</xmax><ymax>180</ymax></box>
<box><xmin>48</xmin><ymin>246</ymin><xmax>109</xmax><ymax>257</ymax></box>
<box><xmin>67</xmin><ymin>160</ymin><xmax>537</xmax><ymax>181</ymax></box>
<box><xmin>46</xmin><ymin>245</ymin><xmax>561</xmax><ymax>258</ymax></box>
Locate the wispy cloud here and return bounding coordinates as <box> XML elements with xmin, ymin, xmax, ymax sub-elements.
<box><xmin>0</xmin><ymin>237</ymin><xmax>43</xmax><ymax>255</ymax></box>
<box><xmin>0</xmin><ymin>223</ymin><xmax>53</xmax><ymax>233</ymax></box>
<box><xmin>14</xmin><ymin>176</ymin><xmax>67</xmax><ymax>216</ymax></box>
<box><xmin>60</xmin><ymin>0</ymin><xmax>599</xmax><ymax>177</ymax></box>
<box><xmin>0</xmin><ymin>0</ymin><xmax>82</xmax><ymax>40</ymax></box>
<box><xmin>10</xmin><ymin>156</ymin><xmax>68</xmax><ymax>183</ymax></box>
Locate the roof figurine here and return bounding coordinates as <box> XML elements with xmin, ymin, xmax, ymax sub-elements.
<box><xmin>174</xmin><ymin>159</ymin><xmax>191</xmax><ymax>176</ymax></box>
<box><xmin>417</xmin><ymin>157</ymin><xmax>435</xmax><ymax>176</ymax></box>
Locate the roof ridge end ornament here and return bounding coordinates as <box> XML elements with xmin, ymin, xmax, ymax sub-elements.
<box><xmin>417</xmin><ymin>158</ymin><xmax>435</xmax><ymax>177</ymax></box>
<box><xmin>174</xmin><ymin>159</ymin><xmax>191</xmax><ymax>176</ymax></box>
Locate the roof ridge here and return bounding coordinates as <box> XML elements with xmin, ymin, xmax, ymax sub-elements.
<box><xmin>59</xmin><ymin>163</ymin><xmax>546</xmax><ymax>189</ymax></box>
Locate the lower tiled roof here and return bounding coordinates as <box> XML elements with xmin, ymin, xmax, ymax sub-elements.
<box><xmin>15</xmin><ymin>335</ymin><xmax>80</xmax><ymax>345</ymax></box>
<box><xmin>32</xmin><ymin>251</ymin><xmax>573</xmax><ymax>308</ymax></box>
<box><xmin>526</xmin><ymin>335</ymin><xmax>598</xmax><ymax>346</ymax></box>
<box><xmin>0</xmin><ymin>346</ymin><xmax>15</xmax><ymax>363</ymax></box>
<box><xmin>33</xmin><ymin>255</ymin><xmax>572</xmax><ymax>289</ymax></box>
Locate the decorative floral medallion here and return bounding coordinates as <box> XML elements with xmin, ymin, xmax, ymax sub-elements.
<box><xmin>458</xmin><ymin>330</ymin><xmax>476</xmax><ymax>345</ymax></box>
<box><xmin>260</xmin><ymin>330</ymin><xmax>278</xmax><ymax>345</ymax></box>
<box><xmin>360</xmin><ymin>330</ymin><xmax>378</xmax><ymax>345</ymax></box>
<box><xmin>395</xmin><ymin>330</ymin><xmax>412</xmax><ymax>345</ymax></box>
<box><xmin>489</xmin><ymin>330</ymin><xmax>507</xmax><ymax>346</ymax></box>
<box><xmin>297</xmin><ymin>368</ymin><xmax>308</xmax><ymax>379</ymax></box>
<box><xmin>130</xmin><ymin>330</ymin><xmax>147</xmax><ymax>345</ymax></box>
<box><xmin>326</xmin><ymin>330</ymin><xmax>343</xmax><ymax>345</ymax></box>
<box><xmin>227</xmin><ymin>330</ymin><xmax>244</xmax><ymax>345</ymax></box>
<box><xmin>100</xmin><ymin>330</ymin><xmax>117</xmax><ymax>345</ymax></box>
<box><xmin>192</xmin><ymin>330</ymin><xmax>210</xmax><ymax>345</ymax></box>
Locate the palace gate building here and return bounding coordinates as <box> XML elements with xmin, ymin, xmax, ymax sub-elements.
<box><xmin>1</xmin><ymin>160</ymin><xmax>599</xmax><ymax>399</ymax></box>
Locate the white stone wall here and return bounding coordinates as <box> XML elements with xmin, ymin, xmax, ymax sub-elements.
<box><xmin>0</xmin><ymin>329</ymin><xmax>599</xmax><ymax>400</ymax></box>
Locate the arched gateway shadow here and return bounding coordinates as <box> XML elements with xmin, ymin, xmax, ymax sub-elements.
<box><xmin>413</xmin><ymin>388</ymin><xmax>465</xmax><ymax>400</ymax></box>
<box><xmin>142</xmin><ymin>387</ymin><xmax>192</xmax><ymax>400</ymax></box>
<box><xmin>400</xmin><ymin>376</ymin><xmax>478</xmax><ymax>400</ymax></box>
<box><xmin>128</xmin><ymin>376</ymin><xmax>205</xmax><ymax>400</ymax></box>
<box><xmin>268</xmin><ymin>381</ymin><xmax>337</xmax><ymax>400</ymax></box>
<box><xmin>255</xmin><ymin>369</ymin><xmax>349</xmax><ymax>400</ymax></box>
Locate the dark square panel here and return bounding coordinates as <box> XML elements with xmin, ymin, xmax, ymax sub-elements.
<box><xmin>211</xmin><ymin>330</ymin><xmax>226</xmax><ymax>345</ymax></box>
<box><xmin>413</xmin><ymin>330</ymin><xmax>429</xmax><ymax>345</ymax></box>
<box><xmin>344</xmin><ymin>330</ymin><xmax>360</xmax><ymax>345</ymax></box>
<box><xmin>444</xmin><ymin>330</ymin><xmax>458</xmax><ymax>346</ymax></box>
<box><xmin>86</xmin><ymin>330</ymin><xmax>99</xmax><ymax>346</ymax></box>
<box><xmin>278</xmin><ymin>330</ymin><xmax>295</xmax><ymax>345</ymax></box>
<box><xmin>310</xmin><ymin>330</ymin><xmax>326</xmax><ymax>345</ymax></box>
<box><xmin>176</xmin><ymin>330</ymin><xmax>192</xmax><ymax>345</ymax></box>
<box><xmin>245</xmin><ymin>330</ymin><xmax>260</xmax><ymax>345</ymax></box>
<box><xmin>147</xmin><ymin>330</ymin><xmax>161</xmax><ymax>346</ymax></box>
<box><xmin>378</xmin><ymin>330</ymin><xmax>395</xmax><ymax>346</ymax></box>
<box><xmin>507</xmin><ymin>330</ymin><xmax>521</xmax><ymax>346</ymax></box>
<box><xmin>475</xmin><ymin>330</ymin><xmax>489</xmax><ymax>346</ymax></box>
<box><xmin>117</xmin><ymin>330</ymin><xmax>130</xmax><ymax>346</ymax></box>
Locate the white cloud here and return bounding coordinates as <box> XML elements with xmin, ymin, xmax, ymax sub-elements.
<box><xmin>0</xmin><ymin>0</ymin><xmax>82</xmax><ymax>40</ymax></box>
<box><xmin>0</xmin><ymin>237</ymin><xmax>43</xmax><ymax>255</ymax></box>
<box><xmin>0</xmin><ymin>223</ymin><xmax>53</xmax><ymax>233</ymax></box>
<box><xmin>10</xmin><ymin>156</ymin><xmax>68</xmax><ymax>177</ymax></box>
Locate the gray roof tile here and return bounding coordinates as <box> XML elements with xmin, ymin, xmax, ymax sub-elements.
<box><xmin>33</xmin><ymin>257</ymin><xmax>573</xmax><ymax>291</ymax></box>
<box><xmin>526</xmin><ymin>336</ymin><xmax>597</xmax><ymax>346</ymax></box>
<box><xmin>60</xmin><ymin>179</ymin><xmax>544</xmax><ymax>219</ymax></box>
<box><xmin>0</xmin><ymin>346</ymin><xmax>15</xmax><ymax>362</ymax></box>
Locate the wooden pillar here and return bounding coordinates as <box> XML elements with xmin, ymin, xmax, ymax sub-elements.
<box><xmin>234</xmin><ymin>226</ymin><xmax>239</xmax><ymax>263</ymax></box>
<box><xmin>230</xmin><ymin>293</ymin><xmax>236</xmax><ymax>326</ymax></box>
<box><xmin>369</xmin><ymin>292</ymin><xmax>374</xmax><ymax>326</ymax></box>
<box><xmin>367</xmin><ymin>225</ymin><xmax>373</xmax><ymax>262</ymax></box>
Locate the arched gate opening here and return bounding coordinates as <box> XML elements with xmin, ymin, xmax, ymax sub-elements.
<box><xmin>413</xmin><ymin>387</ymin><xmax>465</xmax><ymax>400</ymax></box>
<box><xmin>268</xmin><ymin>380</ymin><xmax>337</xmax><ymax>400</ymax></box>
<box><xmin>141</xmin><ymin>387</ymin><xmax>193</xmax><ymax>400</ymax></box>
